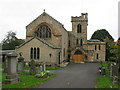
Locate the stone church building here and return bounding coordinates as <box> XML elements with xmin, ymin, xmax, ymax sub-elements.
<box><xmin>16</xmin><ymin>11</ymin><xmax>106</xmax><ymax>65</ymax></box>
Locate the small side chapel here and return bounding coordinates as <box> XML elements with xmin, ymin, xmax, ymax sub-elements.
<box><xmin>16</xmin><ymin>11</ymin><xmax>106</xmax><ymax>65</ymax></box>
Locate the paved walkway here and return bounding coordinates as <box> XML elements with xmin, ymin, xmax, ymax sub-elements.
<box><xmin>33</xmin><ymin>63</ymin><xmax>100</xmax><ymax>88</ymax></box>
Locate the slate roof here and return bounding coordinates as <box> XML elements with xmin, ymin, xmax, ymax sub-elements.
<box><xmin>16</xmin><ymin>36</ymin><xmax>61</xmax><ymax>49</ymax></box>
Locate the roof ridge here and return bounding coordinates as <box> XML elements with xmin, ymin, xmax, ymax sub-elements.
<box><xmin>35</xmin><ymin>36</ymin><xmax>61</xmax><ymax>49</ymax></box>
<box><xmin>16</xmin><ymin>36</ymin><xmax>61</xmax><ymax>49</ymax></box>
<box><xmin>26</xmin><ymin>12</ymin><xmax>64</xmax><ymax>28</ymax></box>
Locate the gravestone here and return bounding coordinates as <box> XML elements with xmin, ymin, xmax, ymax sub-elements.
<box><xmin>111</xmin><ymin>65</ymin><xmax>118</xmax><ymax>76</ymax></box>
<box><xmin>25</xmin><ymin>62</ymin><xmax>29</xmax><ymax>67</ymax></box>
<box><xmin>3</xmin><ymin>56</ymin><xmax>8</xmax><ymax>73</ymax></box>
<box><xmin>17</xmin><ymin>53</ymin><xmax>24</xmax><ymax>74</ymax></box>
<box><xmin>5</xmin><ymin>52</ymin><xmax>19</xmax><ymax>84</ymax></box>
<box><xmin>43</xmin><ymin>63</ymin><xmax>46</xmax><ymax>72</ymax></box>
<box><xmin>35</xmin><ymin>65</ymin><xmax>40</xmax><ymax>74</ymax></box>
<box><xmin>29</xmin><ymin>60</ymin><xmax>36</xmax><ymax>75</ymax></box>
<box><xmin>40</xmin><ymin>65</ymin><xmax>43</xmax><ymax>72</ymax></box>
<box><xmin>18</xmin><ymin>62</ymin><xmax>24</xmax><ymax>74</ymax></box>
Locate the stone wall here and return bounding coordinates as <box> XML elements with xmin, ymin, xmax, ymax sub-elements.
<box><xmin>87</xmin><ymin>41</ymin><xmax>106</xmax><ymax>62</ymax></box>
<box><xmin>16</xmin><ymin>38</ymin><xmax>60</xmax><ymax>65</ymax></box>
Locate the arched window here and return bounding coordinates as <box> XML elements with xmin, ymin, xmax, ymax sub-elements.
<box><xmin>77</xmin><ymin>24</ymin><xmax>82</xmax><ymax>33</ymax></box>
<box><xmin>64</xmin><ymin>48</ymin><xmax>65</xmax><ymax>57</ymax></box>
<box><xmin>95</xmin><ymin>45</ymin><xmax>97</xmax><ymax>50</ymax></box>
<box><xmin>68</xmin><ymin>40</ymin><xmax>70</xmax><ymax>47</ymax></box>
<box><xmin>30</xmin><ymin>47</ymin><xmax>40</xmax><ymax>60</ymax></box>
<box><xmin>80</xmin><ymin>39</ymin><xmax>83</xmax><ymax>46</ymax></box>
<box><xmin>34</xmin><ymin>48</ymin><xmax>36</xmax><ymax>59</ymax></box>
<box><xmin>97</xmin><ymin>53</ymin><xmax>99</xmax><ymax>59</ymax></box>
<box><xmin>74</xmin><ymin>50</ymin><xmax>83</xmax><ymax>54</ymax></box>
<box><xmin>99</xmin><ymin>45</ymin><xmax>101</xmax><ymax>50</ymax></box>
<box><xmin>35</xmin><ymin>25</ymin><xmax>51</xmax><ymax>38</ymax></box>
<box><xmin>37</xmin><ymin>48</ymin><xmax>40</xmax><ymax>59</ymax></box>
<box><xmin>30</xmin><ymin>48</ymin><xmax>33</xmax><ymax>59</ymax></box>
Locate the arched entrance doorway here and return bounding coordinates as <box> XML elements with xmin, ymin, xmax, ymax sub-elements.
<box><xmin>73</xmin><ymin>50</ymin><xmax>84</xmax><ymax>63</ymax></box>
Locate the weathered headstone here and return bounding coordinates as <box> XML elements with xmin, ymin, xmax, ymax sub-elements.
<box><xmin>111</xmin><ymin>65</ymin><xmax>118</xmax><ymax>76</ymax></box>
<box><xmin>25</xmin><ymin>62</ymin><xmax>29</xmax><ymax>67</ymax></box>
<box><xmin>29</xmin><ymin>60</ymin><xmax>36</xmax><ymax>75</ymax></box>
<box><xmin>3</xmin><ymin>56</ymin><xmax>8</xmax><ymax>73</ymax></box>
<box><xmin>18</xmin><ymin>62</ymin><xmax>24</xmax><ymax>74</ymax></box>
<box><xmin>40</xmin><ymin>65</ymin><xmax>43</xmax><ymax>72</ymax></box>
<box><xmin>17</xmin><ymin>53</ymin><xmax>24</xmax><ymax>74</ymax></box>
<box><xmin>5</xmin><ymin>52</ymin><xmax>19</xmax><ymax>84</ymax></box>
<box><xmin>43</xmin><ymin>63</ymin><xmax>46</xmax><ymax>72</ymax></box>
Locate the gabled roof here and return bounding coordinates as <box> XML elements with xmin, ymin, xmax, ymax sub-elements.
<box><xmin>26</xmin><ymin>11</ymin><xmax>64</xmax><ymax>28</ymax></box>
<box><xmin>16</xmin><ymin>36</ymin><xmax>61</xmax><ymax>49</ymax></box>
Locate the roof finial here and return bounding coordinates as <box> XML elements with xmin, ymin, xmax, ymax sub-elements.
<box><xmin>44</xmin><ymin>9</ymin><xmax>45</xmax><ymax>12</ymax></box>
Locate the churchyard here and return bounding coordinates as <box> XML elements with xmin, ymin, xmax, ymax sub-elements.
<box><xmin>96</xmin><ymin>61</ymin><xmax>120</xmax><ymax>88</ymax></box>
<box><xmin>0</xmin><ymin>51</ymin><xmax>120</xmax><ymax>89</ymax></box>
<box><xmin>1</xmin><ymin>52</ymin><xmax>60</xmax><ymax>88</ymax></box>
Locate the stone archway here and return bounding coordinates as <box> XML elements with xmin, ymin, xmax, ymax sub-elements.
<box><xmin>70</xmin><ymin>47</ymin><xmax>87</xmax><ymax>63</ymax></box>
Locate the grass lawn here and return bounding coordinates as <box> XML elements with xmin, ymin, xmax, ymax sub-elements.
<box><xmin>96</xmin><ymin>62</ymin><xmax>119</xmax><ymax>88</ymax></box>
<box><xmin>2</xmin><ymin>73</ymin><xmax>56</xmax><ymax>89</ymax></box>
<box><xmin>46</xmin><ymin>66</ymin><xmax>61</xmax><ymax>70</ymax></box>
<box><xmin>24</xmin><ymin>66</ymin><xmax>61</xmax><ymax>70</ymax></box>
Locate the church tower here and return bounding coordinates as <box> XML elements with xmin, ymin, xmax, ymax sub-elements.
<box><xmin>71</xmin><ymin>13</ymin><xmax>88</xmax><ymax>46</ymax></box>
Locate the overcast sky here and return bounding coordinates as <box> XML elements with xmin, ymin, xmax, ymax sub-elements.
<box><xmin>0</xmin><ymin>0</ymin><xmax>119</xmax><ymax>42</ymax></box>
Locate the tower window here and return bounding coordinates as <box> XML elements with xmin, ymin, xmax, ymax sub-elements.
<box><xmin>97</xmin><ymin>53</ymin><xmax>99</xmax><ymax>59</ymax></box>
<box><xmin>64</xmin><ymin>48</ymin><xmax>65</xmax><ymax>57</ymax></box>
<box><xmin>77</xmin><ymin>24</ymin><xmax>82</xmax><ymax>33</ymax></box>
<box><xmin>80</xmin><ymin>39</ymin><xmax>83</xmax><ymax>46</ymax></box>
<box><xmin>68</xmin><ymin>40</ymin><xmax>70</xmax><ymax>47</ymax></box>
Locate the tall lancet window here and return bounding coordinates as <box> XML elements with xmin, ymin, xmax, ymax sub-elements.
<box><xmin>77</xmin><ymin>24</ymin><xmax>82</xmax><ymax>33</ymax></box>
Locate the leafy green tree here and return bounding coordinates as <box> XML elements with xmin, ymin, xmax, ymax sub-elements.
<box><xmin>91</xmin><ymin>29</ymin><xmax>114</xmax><ymax>41</ymax></box>
<box><xmin>1</xmin><ymin>31</ymin><xmax>25</xmax><ymax>50</ymax></box>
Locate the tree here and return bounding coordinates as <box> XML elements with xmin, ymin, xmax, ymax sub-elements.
<box><xmin>1</xmin><ymin>31</ymin><xmax>25</xmax><ymax>50</ymax></box>
<box><xmin>91</xmin><ymin>29</ymin><xmax>114</xmax><ymax>41</ymax></box>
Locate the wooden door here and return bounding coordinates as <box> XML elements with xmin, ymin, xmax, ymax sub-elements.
<box><xmin>73</xmin><ymin>54</ymin><xmax>83</xmax><ymax>63</ymax></box>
